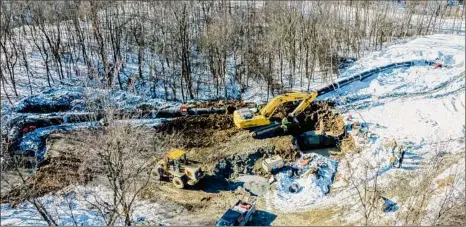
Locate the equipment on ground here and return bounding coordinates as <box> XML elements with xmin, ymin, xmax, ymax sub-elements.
<box><xmin>262</xmin><ymin>155</ymin><xmax>284</xmax><ymax>173</ymax></box>
<box><xmin>233</xmin><ymin>92</ymin><xmax>318</xmax><ymax>130</ymax></box>
<box><xmin>152</xmin><ymin>149</ymin><xmax>204</xmax><ymax>189</ymax></box>
<box><xmin>294</xmin><ymin>131</ymin><xmax>338</xmax><ymax>151</ymax></box>
<box><xmin>216</xmin><ymin>197</ymin><xmax>257</xmax><ymax>226</ymax></box>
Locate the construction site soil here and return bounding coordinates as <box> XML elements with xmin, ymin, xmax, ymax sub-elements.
<box><xmin>2</xmin><ymin>100</ymin><xmax>356</xmax><ymax>225</ymax></box>
<box><xmin>186</xmin><ymin>100</ymin><xmax>256</xmax><ymax>109</ymax></box>
<box><xmin>154</xmin><ymin>114</ymin><xmax>240</xmax><ymax>148</ymax></box>
<box><xmin>273</xmin><ymin>100</ymin><xmax>345</xmax><ymax>136</ymax></box>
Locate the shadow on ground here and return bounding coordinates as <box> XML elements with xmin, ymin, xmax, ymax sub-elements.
<box><xmin>189</xmin><ymin>175</ymin><xmax>244</xmax><ymax>193</ymax></box>
<box><xmin>250</xmin><ymin>210</ymin><xmax>277</xmax><ymax>226</ymax></box>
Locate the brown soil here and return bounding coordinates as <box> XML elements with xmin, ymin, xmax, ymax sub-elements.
<box><xmin>1</xmin><ymin>136</ymin><xmax>93</xmax><ymax>205</ymax></box>
<box><xmin>298</xmin><ymin>101</ymin><xmax>345</xmax><ymax>136</ymax></box>
<box><xmin>271</xmin><ymin>100</ymin><xmax>344</xmax><ymax>136</ymax></box>
<box><xmin>187</xmin><ymin>100</ymin><xmax>256</xmax><ymax>109</ymax></box>
<box><xmin>271</xmin><ymin>102</ymin><xmax>298</xmax><ymax>119</ymax></box>
<box><xmin>339</xmin><ymin>134</ymin><xmax>360</xmax><ymax>153</ymax></box>
<box><xmin>2</xmin><ymin>99</ymin><xmax>357</xmax><ymax>225</ymax></box>
<box><xmin>154</xmin><ymin>114</ymin><xmax>240</xmax><ymax>148</ymax></box>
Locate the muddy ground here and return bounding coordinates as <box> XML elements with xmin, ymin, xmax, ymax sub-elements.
<box><xmin>2</xmin><ymin>100</ymin><xmax>355</xmax><ymax>225</ymax></box>
<box><xmin>1</xmin><ymin>130</ymin><xmax>98</xmax><ymax>205</ymax></box>
<box><xmin>192</xmin><ymin>100</ymin><xmax>256</xmax><ymax>109</ymax></box>
<box><xmin>154</xmin><ymin>114</ymin><xmax>240</xmax><ymax>148</ymax></box>
<box><xmin>272</xmin><ymin>100</ymin><xmax>345</xmax><ymax>136</ymax></box>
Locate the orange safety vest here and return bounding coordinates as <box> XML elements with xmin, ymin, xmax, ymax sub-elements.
<box><xmin>390</xmin><ymin>156</ymin><xmax>396</xmax><ymax>163</ymax></box>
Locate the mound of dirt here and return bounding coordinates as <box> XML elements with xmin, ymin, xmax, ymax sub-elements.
<box><xmin>271</xmin><ymin>102</ymin><xmax>298</xmax><ymax>120</ymax></box>
<box><xmin>338</xmin><ymin>134</ymin><xmax>360</xmax><ymax>153</ymax></box>
<box><xmin>298</xmin><ymin>101</ymin><xmax>345</xmax><ymax>136</ymax></box>
<box><xmin>1</xmin><ymin>150</ymin><xmax>93</xmax><ymax>205</ymax></box>
<box><xmin>188</xmin><ymin>100</ymin><xmax>255</xmax><ymax>109</ymax></box>
<box><xmin>272</xmin><ymin>100</ymin><xmax>345</xmax><ymax>136</ymax></box>
<box><xmin>213</xmin><ymin>137</ymin><xmax>299</xmax><ymax>179</ymax></box>
<box><xmin>154</xmin><ymin>114</ymin><xmax>239</xmax><ymax>148</ymax></box>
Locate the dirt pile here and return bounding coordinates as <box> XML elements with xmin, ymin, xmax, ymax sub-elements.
<box><xmin>271</xmin><ymin>102</ymin><xmax>297</xmax><ymax>119</ymax></box>
<box><xmin>213</xmin><ymin>139</ymin><xmax>299</xmax><ymax>179</ymax></box>
<box><xmin>298</xmin><ymin>101</ymin><xmax>345</xmax><ymax>136</ymax></box>
<box><xmin>272</xmin><ymin>100</ymin><xmax>345</xmax><ymax>136</ymax></box>
<box><xmin>188</xmin><ymin>100</ymin><xmax>255</xmax><ymax>109</ymax></box>
<box><xmin>338</xmin><ymin>134</ymin><xmax>360</xmax><ymax>153</ymax></box>
<box><xmin>154</xmin><ymin>114</ymin><xmax>239</xmax><ymax>148</ymax></box>
<box><xmin>214</xmin><ymin>148</ymin><xmax>268</xmax><ymax>179</ymax></box>
<box><xmin>1</xmin><ymin>149</ymin><xmax>92</xmax><ymax>205</ymax></box>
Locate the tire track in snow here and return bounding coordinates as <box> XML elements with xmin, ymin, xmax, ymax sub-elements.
<box><xmin>337</xmin><ymin>71</ymin><xmax>465</xmax><ymax>112</ymax></box>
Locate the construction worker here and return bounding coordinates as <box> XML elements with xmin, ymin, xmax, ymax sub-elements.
<box><xmin>173</xmin><ymin>159</ymin><xmax>181</xmax><ymax>172</ymax></box>
<box><xmin>281</xmin><ymin>117</ymin><xmax>290</xmax><ymax>132</ymax></box>
<box><xmin>282</xmin><ymin>114</ymin><xmax>301</xmax><ymax>131</ymax></box>
<box><xmin>398</xmin><ymin>147</ymin><xmax>406</xmax><ymax>168</ymax></box>
<box><xmin>282</xmin><ymin>114</ymin><xmax>303</xmax><ymax>151</ymax></box>
<box><xmin>389</xmin><ymin>155</ymin><xmax>396</xmax><ymax>167</ymax></box>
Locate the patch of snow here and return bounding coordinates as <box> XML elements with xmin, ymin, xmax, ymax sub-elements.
<box><xmin>0</xmin><ymin>185</ymin><xmax>183</xmax><ymax>226</ymax></box>
<box><xmin>266</xmin><ymin>153</ymin><xmax>338</xmax><ymax>212</ymax></box>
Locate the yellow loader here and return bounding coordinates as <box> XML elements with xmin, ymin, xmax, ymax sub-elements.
<box><xmin>152</xmin><ymin>149</ymin><xmax>205</xmax><ymax>189</ymax></box>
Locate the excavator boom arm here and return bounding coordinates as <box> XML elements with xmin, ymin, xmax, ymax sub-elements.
<box><xmin>259</xmin><ymin>92</ymin><xmax>318</xmax><ymax>118</ymax></box>
<box><xmin>289</xmin><ymin>92</ymin><xmax>318</xmax><ymax>117</ymax></box>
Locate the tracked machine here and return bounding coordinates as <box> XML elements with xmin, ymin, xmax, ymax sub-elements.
<box><xmin>233</xmin><ymin>92</ymin><xmax>318</xmax><ymax>138</ymax></box>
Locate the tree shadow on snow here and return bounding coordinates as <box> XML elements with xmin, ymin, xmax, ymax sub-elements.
<box><xmin>404</xmin><ymin>154</ymin><xmax>423</xmax><ymax>161</ymax></box>
<box><xmin>400</xmin><ymin>165</ymin><xmax>419</xmax><ymax>170</ymax></box>
<box><xmin>376</xmin><ymin>164</ymin><xmax>393</xmax><ymax>177</ymax></box>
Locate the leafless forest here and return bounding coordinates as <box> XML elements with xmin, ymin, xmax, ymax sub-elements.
<box><xmin>1</xmin><ymin>1</ymin><xmax>464</xmax><ymax>103</ymax></box>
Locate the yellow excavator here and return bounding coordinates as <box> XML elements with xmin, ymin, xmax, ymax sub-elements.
<box><xmin>233</xmin><ymin>92</ymin><xmax>318</xmax><ymax>138</ymax></box>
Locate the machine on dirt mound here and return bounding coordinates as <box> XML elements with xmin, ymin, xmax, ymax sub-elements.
<box><xmin>152</xmin><ymin>149</ymin><xmax>204</xmax><ymax>189</ymax></box>
<box><xmin>233</xmin><ymin>92</ymin><xmax>318</xmax><ymax>138</ymax></box>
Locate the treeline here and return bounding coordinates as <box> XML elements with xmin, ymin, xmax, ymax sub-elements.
<box><xmin>0</xmin><ymin>0</ymin><xmax>464</xmax><ymax>103</ymax></box>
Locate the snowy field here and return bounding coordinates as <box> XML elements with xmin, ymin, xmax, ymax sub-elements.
<box><xmin>267</xmin><ymin>33</ymin><xmax>464</xmax><ymax>224</ymax></box>
<box><xmin>1</xmin><ymin>33</ymin><xmax>465</xmax><ymax>225</ymax></box>
<box><xmin>0</xmin><ymin>185</ymin><xmax>187</xmax><ymax>226</ymax></box>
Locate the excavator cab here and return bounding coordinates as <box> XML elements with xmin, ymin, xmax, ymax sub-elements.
<box><xmin>254</xmin><ymin>102</ymin><xmax>267</xmax><ymax>113</ymax></box>
<box><xmin>233</xmin><ymin>108</ymin><xmax>271</xmax><ymax>129</ymax></box>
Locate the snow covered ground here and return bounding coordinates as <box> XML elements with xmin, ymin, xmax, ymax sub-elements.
<box><xmin>0</xmin><ymin>185</ymin><xmax>186</xmax><ymax>226</ymax></box>
<box><xmin>301</xmin><ymin>34</ymin><xmax>463</xmax><ymax>224</ymax></box>
<box><xmin>257</xmin><ymin>34</ymin><xmax>465</xmax><ymax>224</ymax></box>
<box><xmin>266</xmin><ymin>153</ymin><xmax>338</xmax><ymax>212</ymax></box>
<box><xmin>1</xmin><ymin>33</ymin><xmax>464</xmax><ymax>225</ymax></box>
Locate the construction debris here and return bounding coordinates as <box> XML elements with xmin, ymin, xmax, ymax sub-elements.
<box><xmin>268</xmin><ymin>153</ymin><xmax>338</xmax><ymax>212</ymax></box>
<box><xmin>262</xmin><ymin>155</ymin><xmax>284</xmax><ymax>173</ymax></box>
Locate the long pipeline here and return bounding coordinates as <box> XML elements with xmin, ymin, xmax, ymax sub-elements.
<box><xmin>252</xmin><ymin>60</ymin><xmax>437</xmax><ymax>139</ymax></box>
<box><xmin>315</xmin><ymin>60</ymin><xmax>436</xmax><ymax>96</ymax></box>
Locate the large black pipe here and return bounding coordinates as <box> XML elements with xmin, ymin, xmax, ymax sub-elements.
<box><xmin>316</xmin><ymin>60</ymin><xmax>436</xmax><ymax>96</ymax></box>
<box><xmin>250</xmin><ymin>60</ymin><xmax>437</xmax><ymax>139</ymax></box>
<box><xmin>6</xmin><ymin>60</ymin><xmax>437</xmax><ymax>152</ymax></box>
